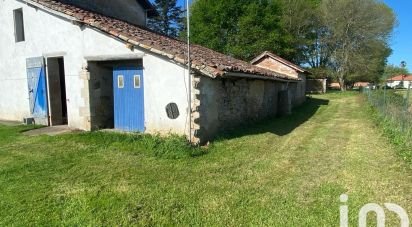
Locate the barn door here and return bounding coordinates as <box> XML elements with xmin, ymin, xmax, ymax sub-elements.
<box><xmin>113</xmin><ymin>67</ymin><xmax>145</xmax><ymax>132</ymax></box>
<box><xmin>26</xmin><ymin>57</ymin><xmax>49</xmax><ymax>125</ymax></box>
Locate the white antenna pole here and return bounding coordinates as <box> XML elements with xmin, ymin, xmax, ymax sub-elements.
<box><xmin>187</xmin><ymin>0</ymin><xmax>192</xmax><ymax>143</ymax></box>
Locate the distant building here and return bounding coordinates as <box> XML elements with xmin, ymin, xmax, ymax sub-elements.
<box><xmin>354</xmin><ymin>82</ymin><xmax>370</xmax><ymax>88</ymax></box>
<box><xmin>329</xmin><ymin>82</ymin><xmax>341</xmax><ymax>90</ymax></box>
<box><xmin>387</xmin><ymin>75</ymin><xmax>412</xmax><ymax>89</ymax></box>
<box><xmin>251</xmin><ymin>51</ymin><xmax>309</xmax><ymax>106</ymax></box>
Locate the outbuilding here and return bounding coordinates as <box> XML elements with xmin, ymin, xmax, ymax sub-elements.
<box><xmin>387</xmin><ymin>75</ymin><xmax>412</xmax><ymax>89</ymax></box>
<box><xmin>0</xmin><ymin>0</ymin><xmax>305</xmax><ymax>144</ymax></box>
<box><xmin>251</xmin><ymin>51</ymin><xmax>309</xmax><ymax>106</ymax></box>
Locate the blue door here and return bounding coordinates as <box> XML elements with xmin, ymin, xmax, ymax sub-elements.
<box><xmin>113</xmin><ymin>67</ymin><xmax>145</xmax><ymax>132</ymax></box>
<box><xmin>26</xmin><ymin>57</ymin><xmax>48</xmax><ymax>125</ymax></box>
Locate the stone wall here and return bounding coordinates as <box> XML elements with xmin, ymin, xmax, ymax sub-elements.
<box><xmin>306</xmin><ymin>79</ymin><xmax>327</xmax><ymax>94</ymax></box>
<box><xmin>294</xmin><ymin>74</ymin><xmax>307</xmax><ymax>105</ymax></box>
<box><xmin>253</xmin><ymin>57</ymin><xmax>306</xmax><ymax>106</ymax></box>
<box><xmin>194</xmin><ymin>75</ymin><xmax>291</xmax><ymax>144</ymax></box>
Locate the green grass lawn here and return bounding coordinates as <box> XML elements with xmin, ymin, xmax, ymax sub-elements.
<box><xmin>1</xmin><ymin>93</ymin><xmax>412</xmax><ymax>226</ymax></box>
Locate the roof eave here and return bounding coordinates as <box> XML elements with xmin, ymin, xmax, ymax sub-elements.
<box><xmin>20</xmin><ymin>0</ymin><xmax>80</xmax><ymax>22</ymax></box>
<box><xmin>21</xmin><ymin>0</ymin><xmax>292</xmax><ymax>81</ymax></box>
<box><xmin>250</xmin><ymin>52</ymin><xmax>268</xmax><ymax>65</ymax></box>
<box><xmin>223</xmin><ymin>72</ymin><xmax>299</xmax><ymax>83</ymax></box>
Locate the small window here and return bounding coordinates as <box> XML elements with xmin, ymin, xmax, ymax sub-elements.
<box><xmin>134</xmin><ymin>75</ymin><xmax>141</xmax><ymax>88</ymax></box>
<box><xmin>118</xmin><ymin>75</ymin><xmax>124</xmax><ymax>88</ymax></box>
<box><xmin>13</xmin><ymin>8</ymin><xmax>25</xmax><ymax>42</ymax></box>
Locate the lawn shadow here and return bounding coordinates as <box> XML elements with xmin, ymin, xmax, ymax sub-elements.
<box><xmin>216</xmin><ymin>97</ymin><xmax>330</xmax><ymax>140</ymax></box>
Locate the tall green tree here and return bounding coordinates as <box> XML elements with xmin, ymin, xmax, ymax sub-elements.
<box><xmin>148</xmin><ymin>0</ymin><xmax>184</xmax><ymax>37</ymax></box>
<box><xmin>320</xmin><ymin>0</ymin><xmax>396</xmax><ymax>90</ymax></box>
<box><xmin>189</xmin><ymin>0</ymin><xmax>285</xmax><ymax>61</ymax></box>
<box><xmin>279</xmin><ymin>0</ymin><xmax>322</xmax><ymax>64</ymax></box>
<box><xmin>188</xmin><ymin>0</ymin><xmax>396</xmax><ymax>88</ymax></box>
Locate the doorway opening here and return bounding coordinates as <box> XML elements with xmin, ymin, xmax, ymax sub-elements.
<box><xmin>87</xmin><ymin>59</ymin><xmax>143</xmax><ymax>130</ymax></box>
<box><xmin>46</xmin><ymin>57</ymin><xmax>68</xmax><ymax>126</ymax></box>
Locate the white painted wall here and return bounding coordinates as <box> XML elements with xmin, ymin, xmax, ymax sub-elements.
<box><xmin>0</xmin><ymin>0</ymin><xmax>190</xmax><ymax>135</ymax></box>
<box><xmin>387</xmin><ymin>80</ymin><xmax>411</xmax><ymax>89</ymax></box>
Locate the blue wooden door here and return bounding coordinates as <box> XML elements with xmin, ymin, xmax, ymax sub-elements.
<box><xmin>26</xmin><ymin>57</ymin><xmax>48</xmax><ymax>124</ymax></box>
<box><xmin>113</xmin><ymin>67</ymin><xmax>144</xmax><ymax>132</ymax></box>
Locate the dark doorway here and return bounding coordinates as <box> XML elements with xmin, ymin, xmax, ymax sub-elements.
<box><xmin>46</xmin><ymin>57</ymin><xmax>68</xmax><ymax>126</ymax></box>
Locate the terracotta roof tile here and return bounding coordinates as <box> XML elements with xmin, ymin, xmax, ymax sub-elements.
<box><xmin>388</xmin><ymin>75</ymin><xmax>412</xmax><ymax>81</ymax></box>
<box><xmin>24</xmin><ymin>0</ymin><xmax>299</xmax><ymax>81</ymax></box>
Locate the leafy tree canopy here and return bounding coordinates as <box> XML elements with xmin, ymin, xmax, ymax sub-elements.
<box><xmin>187</xmin><ymin>0</ymin><xmax>396</xmax><ymax>89</ymax></box>
<box><xmin>318</xmin><ymin>0</ymin><xmax>396</xmax><ymax>89</ymax></box>
<box><xmin>189</xmin><ymin>0</ymin><xmax>285</xmax><ymax>61</ymax></box>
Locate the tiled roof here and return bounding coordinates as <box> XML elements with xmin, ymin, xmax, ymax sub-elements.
<box><xmin>23</xmin><ymin>0</ymin><xmax>299</xmax><ymax>81</ymax></box>
<box><xmin>388</xmin><ymin>75</ymin><xmax>412</xmax><ymax>81</ymax></box>
<box><xmin>251</xmin><ymin>51</ymin><xmax>310</xmax><ymax>74</ymax></box>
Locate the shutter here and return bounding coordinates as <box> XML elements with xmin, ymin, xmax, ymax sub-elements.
<box><xmin>26</xmin><ymin>57</ymin><xmax>48</xmax><ymax>124</ymax></box>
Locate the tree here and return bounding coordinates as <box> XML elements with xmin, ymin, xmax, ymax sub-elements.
<box><xmin>189</xmin><ymin>0</ymin><xmax>285</xmax><ymax>61</ymax></box>
<box><xmin>188</xmin><ymin>0</ymin><xmax>396</xmax><ymax>88</ymax></box>
<box><xmin>320</xmin><ymin>0</ymin><xmax>396</xmax><ymax>90</ymax></box>
<box><xmin>148</xmin><ymin>0</ymin><xmax>184</xmax><ymax>37</ymax></box>
<box><xmin>278</xmin><ymin>0</ymin><xmax>322</xmax><ymax>64</ymax></box>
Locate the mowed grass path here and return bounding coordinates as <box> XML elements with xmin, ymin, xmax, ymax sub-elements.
<box><xmin>1</xmin><ymin>93</ymin><xmax>412</xmax><ymax>226</ymax></box>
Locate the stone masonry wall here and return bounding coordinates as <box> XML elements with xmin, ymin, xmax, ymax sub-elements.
<box><xmin>306</xmin><ymin>79</ymin><xmax>327</xmax><ymax>94</ymax></box>
<box><xmin>295</xmin><ymin>74</ymin><xmax>307</xmax><ymax>105</ymax></box>
<box><xmin>195</xmin><ymin>75</ymin><xmax>291</xmax><ymax>144</ymax></box>
<box><xmin>254</xmin><ymin>57</ymin><xmax>306</xmax><ymax>107</ymax></box>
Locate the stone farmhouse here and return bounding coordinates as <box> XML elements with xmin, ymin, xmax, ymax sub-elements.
<box><xmin>0</xmin><ymin>0</ymin><xmax>306</xmax><ymax>144</ymax></box>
